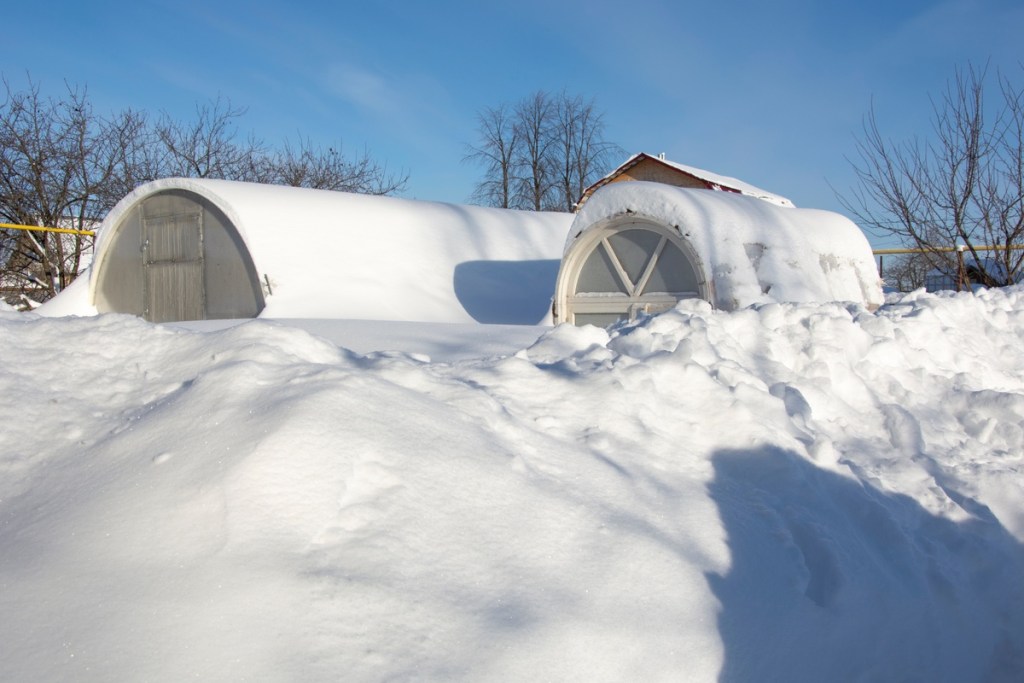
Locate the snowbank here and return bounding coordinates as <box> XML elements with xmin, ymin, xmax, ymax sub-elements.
<box><xmin>1</xmin><ymin>287</ymin><xmax>1022</xmax><ymax>681</ymax></box>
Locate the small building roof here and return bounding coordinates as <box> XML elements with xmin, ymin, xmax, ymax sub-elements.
<box><xmin>577</xmin><ymin>152</ymin><xmax>794</xmax><ymax>210</ymax></box>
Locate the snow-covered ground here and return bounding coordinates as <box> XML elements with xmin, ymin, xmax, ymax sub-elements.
<box><xmin>2</xmin><ymin>288</ymin><xmax>1023</xmax><ymax>681</ymax></box>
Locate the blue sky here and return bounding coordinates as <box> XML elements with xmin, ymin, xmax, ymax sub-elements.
<box><xmin>4</xmin><ymin>0</ymin><xmax>1022</xmax><ymax>248</ymax></box>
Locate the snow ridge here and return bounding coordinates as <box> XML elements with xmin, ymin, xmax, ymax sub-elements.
<box><xmin>1</xmin><ymin>287</ymin><xmax>1023</xmax><ymax>681</ymax></box>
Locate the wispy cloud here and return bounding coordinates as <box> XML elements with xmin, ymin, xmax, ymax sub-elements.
<box><xmin>322</xmin><ymin>63</ymin><xmax>459</xmax><ymax>152</ymax></box>
<box><xmin>325</xmin><ymin>64</ymin><xmax>405</xmax><ymax>117</ymax></box>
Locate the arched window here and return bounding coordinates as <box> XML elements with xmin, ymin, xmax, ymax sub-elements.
<box><xmin>555</xmin><ymin>219</ymin><xmax>708</xmax><ymax>326</ymax></box>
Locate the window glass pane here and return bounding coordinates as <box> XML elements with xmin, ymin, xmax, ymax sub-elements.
<box><xmin>607</xmin><ymin>230</ymin><xmax>661</xmax><ymax>285</ymax></box>
<box><xmin>574</xmin><ymin>312</ymin><xmax>627</xmax><ymax>327</ymax></box>
<box><xmin>576</xmin><ymin>244</ymin><xmax>627</xmax><ymax>294</ymax></box>
<box><xmin>642</xmin><ymin>241</ymin><xmax>699</xmax><ymax>294</ymax></box>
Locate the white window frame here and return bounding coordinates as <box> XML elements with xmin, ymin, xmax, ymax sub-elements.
<box><xmin>554</xmin><ymin>217</ymin><xmax>711</xmax><ymax>325</ymax></box>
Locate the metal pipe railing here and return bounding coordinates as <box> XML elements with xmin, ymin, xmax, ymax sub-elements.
<box><xmin>873</xmin><ymin>244</ymin><xmax>1024</xmax><ymax>255</ymax></box>
<box><xmin>0</xmin><ymin>222</ymin><xmax>96</xmax><ymax>236</ymax></box>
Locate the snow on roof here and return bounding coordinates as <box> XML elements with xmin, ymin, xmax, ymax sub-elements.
<box><xmin>43</xmin><ymin>174</ymin><xmax>876</xmax><ymax>326</ymax></box>
<box><xmin>580</xmin><ymin>152</ymin><xmax>795</xmax><ymax>208</ymax></box>
<box><xmin>48</xmin><ymin>178</ymin><xmax>575</xmax><ymax>324</ymax></box>
<box><xmin>654</xmin><ymin>156</ymin><xmax>795</xmax><ymax>207</ymax></box>
<box><xmin>567</xmin><ymin>181</ymin><xmax>882</xmax><ymax>309</ymax></box>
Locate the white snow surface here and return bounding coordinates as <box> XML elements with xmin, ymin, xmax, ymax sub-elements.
<box><xmin>3</xmin><ymin>288</ymin><xmax>1024</xmax><ymax>681</ymax></box>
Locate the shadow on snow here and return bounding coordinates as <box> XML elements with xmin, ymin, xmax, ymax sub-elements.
<box><xmin>706</xmin><ymin>446</ymin><xmax>1024</xmax><ymax>683</ymax></box>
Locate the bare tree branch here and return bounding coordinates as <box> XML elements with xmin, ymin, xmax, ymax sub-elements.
<box><xmin>260</xmin><ymin>137</ymin><xmax>407</xmax><ymax>194</ymax></box>
<box><xmin>466</xmin><ymin>91</ymin><xmax>620</xmax><ymax>212</ymax></box>
<box><xmin>464</xmin><ymin>103</ymin><xmax>519</xmax><ymax>209</ymax></box>
<box><xmin>841</xmin><ymin>63</ymin><xmax>1024</xmax><ymax>288</ymax></box>
<box><xmin>1</xmin><ymin>78</ymin><xmax>409</xmax><ymax>308</ymax></box>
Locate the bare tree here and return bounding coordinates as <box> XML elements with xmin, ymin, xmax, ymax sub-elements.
<box><xmin>95</xmin><ymin>107</ymin><xmax>162</xmax><ymax>210</ymax></box>
<box><xmin>842</xmin><ymin>63</ymin><xmax>1024</xmax><ymax>288</ymax></box>
<box><xmin>879</xmin><ymin>252</ymin><xmax>933</xmax><ymax>292</ymax></box>
<box><xmin>260</xmin><ymin>137</ymin><xmax>407</xmax><ymax>194</ymax></box>
<box><xmin>466</xmin><ymin>91</ymin><xmax>620</xmax><ymax>212</ymax></box>
<box><xmin>550</xmin><ymin>91</ymin><xmax>622</xmax><ymax>212</ymax></box>
<box><xmin>153</xmin><ymin>100</ymin><xmax>409</xmax><ymax>195</ymax></box>
<box><xmin>0</xmin><ymin>78</ymin><xmax>124</xmax><ymax>303</ymax></box>
<box><xmin>464</xmin><ymin>103</ymin><xmax>519</xmax><ymax>208</ymax></box>
<box><xmin>1</xmin><ymin>77</ymin><xmax>408</xmax><ymax>308</ymax></box>
<box><xmin>513</xmin><ymin>91</ymin><xmax>557</xmax><ymax>211</ymax></box>
<box><xmin>154</xmin><ymin>97</ymin><xmax>265</xmax><ymax>181</ymax></box>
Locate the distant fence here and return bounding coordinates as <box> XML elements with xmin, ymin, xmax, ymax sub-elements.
<box><xmin>873</xmin><ymin>244</ymin><xmax>1024</xmax><ymax>291</ymax></box>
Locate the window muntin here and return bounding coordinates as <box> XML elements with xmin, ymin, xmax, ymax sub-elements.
<box><xmin>577</xmin><ymin>242</ymin><xmax>629</xmax><ymax>295</ymax></box>
<box><xmin>566</xmin><ymin>225</ymin><xmax>703</xmax><ymax>326</ymax></box>
<box><xmin>642</xmin><ymin>237</ymin><xmax>699</xmax><ymax>295</ymax></box>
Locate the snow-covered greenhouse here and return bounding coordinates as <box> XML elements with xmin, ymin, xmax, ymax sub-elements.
<box><xmin>553</xmin><ymin>156</ymin><xmax>883</xmax><ymax>325</ymax></box>
<box><xmin>40</xmin><ymin>156</ymin><xmax>882</xmax><ymax>326</ymax></box>
<box><xmin>45</xmin><ymin>178</ymin><xmax>572</xmax><ymax>324</ymax></box>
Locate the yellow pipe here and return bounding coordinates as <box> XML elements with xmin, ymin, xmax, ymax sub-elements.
<box><xmin>873</xmin><ymin>245</ymin><xmax>1024</xmax><ymax>255</ymax></box>
<box><xmin>7</xmin><ymin>221</ymin><xmax>1024</xmax><ymax>257</ymax></box>
<box><xmin>0</xmin><ymin>222</ymin><xmax>96</xmax><ymax>236</ymax></box>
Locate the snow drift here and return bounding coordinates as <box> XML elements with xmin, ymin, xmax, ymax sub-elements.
<box><xmin>2</xmin><ymin>287</ymin><xmax>1023</xmax><ymax>681</ymax></box>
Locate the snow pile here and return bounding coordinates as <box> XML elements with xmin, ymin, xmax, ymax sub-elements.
<box><xmin>1</xmin><ymin>287</ymin><xmax>1023</xmax><ymax>681</ymax></box>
